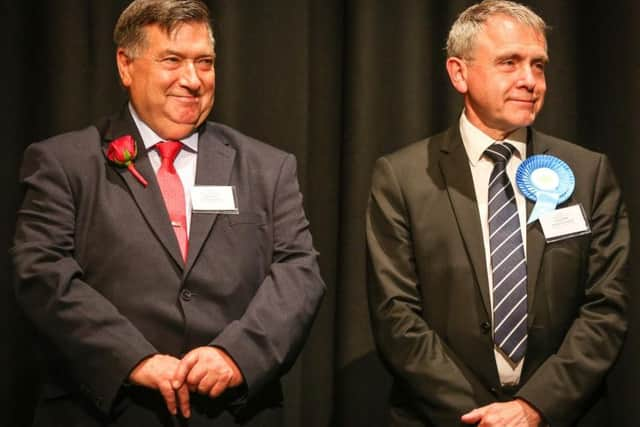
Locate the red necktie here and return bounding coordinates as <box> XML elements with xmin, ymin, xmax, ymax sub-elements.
<box><xmin>155</xmin><ymin>141</ymin><xmax>188</xmax><ymax>261</ymax></box>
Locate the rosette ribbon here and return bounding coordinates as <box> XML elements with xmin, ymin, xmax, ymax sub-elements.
<box><xmin>515</xmin><ymin>155</ymin><xmax>575</xmax><ymax>224</ymax></box>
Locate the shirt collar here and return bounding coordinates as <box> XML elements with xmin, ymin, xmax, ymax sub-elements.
<box><xmin>128</xmin><ymin>103</ymin><xmax>199</xmax><ymax>153</ymax></box>
<box><xmin>459</xmin><ymin>110</ymin><xmax>527</xmax><ymax>166</ymax></box>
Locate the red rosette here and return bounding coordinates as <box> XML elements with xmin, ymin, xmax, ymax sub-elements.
<box><xmin>107</xmin><ymin>135</ymin><xmax>148</xmax><ymax>187</ymax></box>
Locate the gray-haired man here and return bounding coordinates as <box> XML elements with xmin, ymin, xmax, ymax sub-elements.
<box><xmin>367</xmin><ymin>1</ymin><xmax>629</xmax><ymax>426</ymax></box>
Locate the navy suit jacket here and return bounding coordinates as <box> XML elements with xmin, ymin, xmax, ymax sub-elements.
<box><xmin>12</xmin><ymin>107</ymin><xmax>325</xmax><ymax>426</ymax></box>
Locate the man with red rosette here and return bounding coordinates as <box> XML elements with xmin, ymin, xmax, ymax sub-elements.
<box><xmin>11</xmin><ymin>1</ymin><xmax>325</xmax><ymax>426</ymax></box>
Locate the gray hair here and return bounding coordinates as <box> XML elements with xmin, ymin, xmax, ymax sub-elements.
<box><xmin>114</xmin><ymin>0</ymin><xmax>215</xmax><ymax>57</ymax></box>
<box><xmin>446</xmin><ymin>0</ymin><xmax>548</xmax><ymax>59</ymax></box>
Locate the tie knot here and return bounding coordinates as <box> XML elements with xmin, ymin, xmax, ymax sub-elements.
<box><xmin>156</xmin><ymin>141</ymin><xmax>182</xmax><ymax>162</ymax></box>
<box><xmin>485</xmin><ymin>143</ymin><xmax>516</xmax><ymax>164</ymax></box>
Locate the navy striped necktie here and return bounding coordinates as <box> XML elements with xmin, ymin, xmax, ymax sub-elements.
<box><xmin>485</xmin><ymin>142</ymin><xmax>527</xmax><ymax>363</ymax></box>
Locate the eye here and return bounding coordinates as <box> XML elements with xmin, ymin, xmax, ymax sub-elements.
<box><xmin>533</xmin><ymin>61</ymin><xmax>546</xmax><ymax>72</ymax></box>
<box><xmin>497</xmin><ymin>58</ymin><xmax>517</xmax><ymax>70</ymax></box>
<box><xmin>196</xmin><ymin>58</ymin><xmax>214</xmax><ymax>69</ymax></box>
<box><xmin>161</xmin><ymin>56</ymin><xmax>181</xmax><ymax>66</ymax></box>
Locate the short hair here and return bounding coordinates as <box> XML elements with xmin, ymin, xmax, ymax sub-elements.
<box><xmin>114</xmin><ymin>0</ymin><xmax>215</xmax><ymax>57</ymax></box>
<box><xmin>446</xmin><ymin>0</ymin><xmax>548</xmax><ymax>59</ymax></box>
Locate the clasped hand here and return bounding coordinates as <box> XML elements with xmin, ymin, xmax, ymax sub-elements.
<box><xmin>461</xmin><ymin>399</ymin><xmax>542</xmax><ymax>427</ymax></box>
<box><xmin>128</xmin><ymin>346</ymin><xmax>243</xmax><ymax>418</ymax></box>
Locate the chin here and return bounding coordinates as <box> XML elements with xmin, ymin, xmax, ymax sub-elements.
<box><xmin>508</xmin><ymin>113</ymin><xmax>537</xmax><ymax>128</ymax></box>
<box><xmin>168</xmin><ymin>115</ymin><xmax>200</xmax><ymax>128</ymax></box>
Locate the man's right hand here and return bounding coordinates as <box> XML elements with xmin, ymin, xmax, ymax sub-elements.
<box><xmin>128</xmin><ymin>354</ymin><xmax>191</xmax><ymax>418</ymax></box>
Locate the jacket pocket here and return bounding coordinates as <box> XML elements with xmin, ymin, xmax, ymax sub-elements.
<box><xmin>227</xmin><ymin>211</ymin><xmax>266</xmax><ymax>226</ymax></box>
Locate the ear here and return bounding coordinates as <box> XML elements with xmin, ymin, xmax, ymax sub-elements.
<box><xmin>446</xmin><ymin>57</ymin><xmax>468</xmax><ymax>94</ymax></box>
<box><xmin>116</xmin><ymin>48</ymin><xmax>133</xmax><ymax>88</ymax></box>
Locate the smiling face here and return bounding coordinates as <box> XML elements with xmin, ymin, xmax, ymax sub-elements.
<box><xmin>116</xmin><ymin>21</ymin><xmax>215</xmax><ymax>140</ymax></box>
<box><xmin>446</xmin><ymin>14</ymin><xmax>548</xmax><ymax>140</ymax></box>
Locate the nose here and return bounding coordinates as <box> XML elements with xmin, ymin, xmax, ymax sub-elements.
<box><xmin>518</xmin><ymin>65</ymin><xmax>536</xmax><ymax>91</ymax></box>
<box><xmin>180</xmin><ymin>61</ymin><xmax>201</xmax><ymax>91</ymax></box>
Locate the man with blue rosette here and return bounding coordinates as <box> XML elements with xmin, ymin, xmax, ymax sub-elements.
<box><xmin>366</xmin><ymin>1</ymin><xmax>629</xmax><ymax>426</ymax></box>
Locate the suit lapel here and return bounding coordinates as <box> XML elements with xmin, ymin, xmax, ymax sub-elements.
<box><xmin>525</xmin><ymin>128</ymin><xmax>550</xmax><ymax>316</ymax></box>
<box><xmin>439</xmin><ymin>127</ymin><xmax>492</xmax><ymax>317</ymax></box>
<box><xmin>100</xmin><ymin>108</ymin><xmax>184</xmax><ymax>268</ymax></box>
<box><xmin>184</xmin><ymin>125</ymin><xmax>236</xmax><ymax>276</ymax></box>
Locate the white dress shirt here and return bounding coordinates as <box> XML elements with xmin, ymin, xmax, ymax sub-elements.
<box><xmin>459</xmin><ymin>112</ymin><xmax>528</xmax><ymax>385</ymax></box>
<box><xmin>129</xmin><ymin>104</ymin><xmax>198</xmax><ymax>234</ymax></box>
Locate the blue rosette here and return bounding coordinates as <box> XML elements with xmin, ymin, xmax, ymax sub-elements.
<box><xmin>515</xmin><ymin>155</ymin><xmax>575</xmax><ymax>224</ymax></box>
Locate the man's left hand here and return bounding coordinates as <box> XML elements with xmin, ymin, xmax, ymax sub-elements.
<box><xmin>173</xmin><ymin>347</ymin><xmax>244</xmax><ymax>398</ymax></box>
<box><xmin>460</xmin><ymin>399</ymin><xmax>542</xmax><ymax>426</ymax></box>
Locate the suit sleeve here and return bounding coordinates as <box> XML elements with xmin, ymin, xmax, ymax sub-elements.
<box><xmin>366</xmin><ymin>156</ymin><xmax>485</xmax><ymax>424</ymax></box>
<box><xmin>210</xmin><ymin>153</ymin><xmax>325</xmax><ymax>397</ymax></box>
<box><xmin>11</xmin><ymin>143</ymin><xmax>158</xmax><ymax>413</ymax></box>
<box><xmin>517</xmin><ymin>154</ymin><xmax>630</xmax><ymax>425</ymax></box>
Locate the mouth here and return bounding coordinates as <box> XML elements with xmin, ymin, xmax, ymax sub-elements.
<box><xmin>508</xmin><ymin>98</ymin><xmax>539</xmax><ymax>111</ymax></box>
<box><xmin>170</xmin><ymin>95</ymin><xmax>200</xmax><ymax>103</ymax></box>
<box><xmin>509</xmin><ymin>98</ymin><xmax>537</xmax><ymax>104</ymax></box>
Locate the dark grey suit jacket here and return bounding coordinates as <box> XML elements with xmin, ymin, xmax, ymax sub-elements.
<box><xmin>366</xmin><ymin>125</ymin><xmax>629</xmax><ymax>427</ymax></box>
<box><xmin>12</xmin><ymin>108</ymin><xmax>325</xmax><ymax>426</ymax></box>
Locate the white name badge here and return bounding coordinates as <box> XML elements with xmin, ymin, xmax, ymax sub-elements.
<box><xmin>538</xmin><ymin>204</ymin><xmax>591</xmax><ymax>243</ymax></box>
<box><xmin>191</xmin><ymin>186</ymin><xmax>239</xmax><ymax>214</ymax></box>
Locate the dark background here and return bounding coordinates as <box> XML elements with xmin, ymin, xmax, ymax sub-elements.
<box><xmin>3</xmin><ymin>1</ymin><xmax>639</xmax><ymax>426</ymax></box>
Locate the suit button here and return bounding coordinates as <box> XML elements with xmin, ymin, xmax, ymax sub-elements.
<box><xmin>481</xmin><ymin>321</ymin><xmax>491</xmax><ymax>333</ymax></box>
<box><xmin>490</xmin><ymin>386</ymin><xmax>498</xmax><ymax>394</ymax></box>
<box><xmin>181</xmin><ymin>289</ymin><xmax>192</xmax><ymax>301</ymax></box>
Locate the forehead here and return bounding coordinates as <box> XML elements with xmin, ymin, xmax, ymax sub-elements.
<box><xmin>474</xmin><ymin>15</ymin><xmax>547</xmax><ymax>56</ymax></box>
<box><xmin>142</xmin><ymin>22</ymin><xmax>214</xmax><ymax>53</ymax></box>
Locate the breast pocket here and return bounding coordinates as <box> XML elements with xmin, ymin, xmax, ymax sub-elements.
<box><xmin>218</xmin><ymin>211</ymin><xmax>270</xmax><ymax>288</ymax></box>
<box><xmin>541</xmin><ymin>234</ymin><xmax>589</xmax><ymax>334</ymax></box>
<box><xmin>226</xmin><ymin>211</ymin><xmax>266</xmax><ymax>226</ymax></box>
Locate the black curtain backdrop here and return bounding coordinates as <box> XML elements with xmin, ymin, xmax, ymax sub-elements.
<box><xmin>3</xmin><ymin>1</ymin><xmax>639</xmax><ymax>426</ymax></box>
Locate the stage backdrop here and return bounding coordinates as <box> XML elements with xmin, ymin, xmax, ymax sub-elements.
<box><xmin>3</xmin><ymin>1</ymin><xmax>639</xmax><ymax>426</ymax></box>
